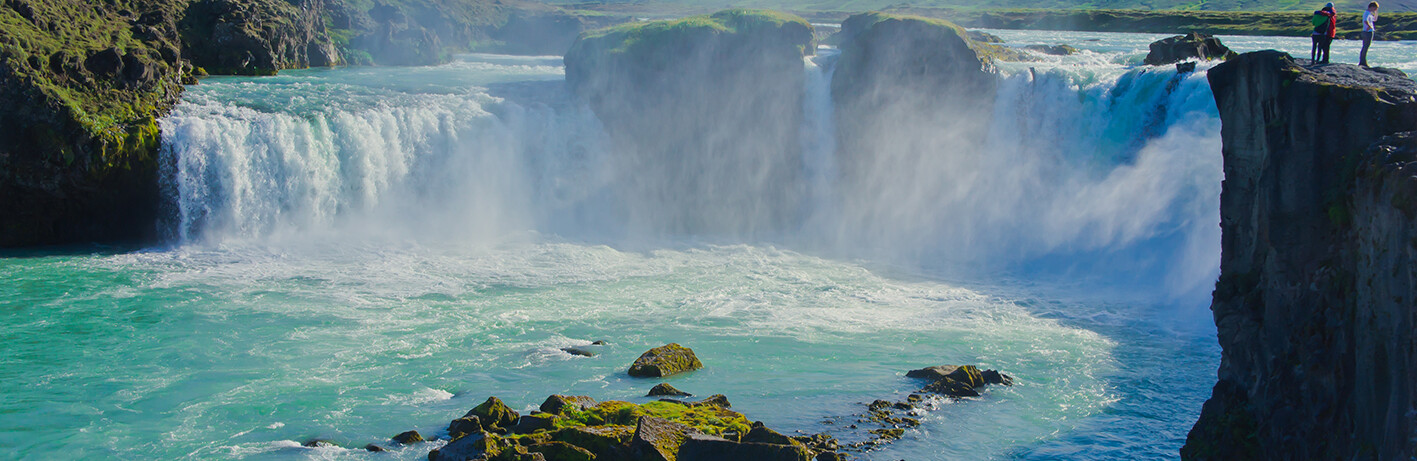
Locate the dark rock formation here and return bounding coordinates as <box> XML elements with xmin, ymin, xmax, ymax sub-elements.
<box><xmin>678</xmin><ymin>435</ymin><xmax>815</xmax><ymax>461</ymax></box>
<box><xmin>648</xmin><ymin>383</ymin><xmax>692</xmax><ymax>397</ymax></box>
<box><xmin>448</xmin><ymin>415</ymin><xmax>483</xmax><ymax>439</ymax></box>
<box><xmin>179</xmin><ymin>0</ymin><xmax>340</xmax><ymax>76</ymax></box>
<box><xmin>907</xmin><ymin>364</ymin><xmax>1013</xmax><ymax>398</ymax></box>
<box><xmin>0</xmin><ymin>0</ymin><xmax>191</xmax><ymax>247</ymax></box>
<box><xmin>510</xmin><ymin>414</ymin><xmax>556</xmax><ymax>434</ymax></box>
<box><xmin>560</xmin><ymin>346</ymin><xmax>596</xmax><ymax>357</ymax></box>
<box><xmin>626</xmin><ymin>343</ymin><xmax>704</xmax><ymax>378</ymax></box>
<box><xmin>1024</xmin><ymin>43</ymin><xmax>1079</xmax><ymax>55</ymax></box>
<box><xmin>1143</xmin><ymin>32</ymin><xmax>1236</xmax><ymax>66</ymax></box>
<box><xmin>565</xmin><ymin>10</ymin><xmax>814</xmax><ymax>235</ymax></box>
<box><xmin>468</xmin><ymin>396</ymin><xmax>521</xmax><ymax>431</ymax></box>
<box><xmin>1183</xmin><ymin>51</ymin><xmax>1417</xmax><ymax>460</ymax></box>
<box><xmin>392</xmin><ymin>430</ymin><xmax>423</xmax><ymax>444</ymax></box>
<box><xmin>689</xmin><ymin>394</ymin><xmax>731</xmax><ymax>408</ymax></box>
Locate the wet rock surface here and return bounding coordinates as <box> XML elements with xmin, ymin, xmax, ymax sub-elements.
<box><xmin>1143</xmin><ymin>31</ymin><xmax>1236</xmax><ymax>65</ymax></box>
<box><xmin>627</xmin><ymin>343</ymin><xmax>704</xmax><ymax>378</ymax></box>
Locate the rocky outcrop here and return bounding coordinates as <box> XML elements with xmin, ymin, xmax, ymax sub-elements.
<box><xmin>627</xmin><ymin>343</ymin><xmax>704</xmax><ymax>378</ymax></box>
<box><xmin>565</xmin><ymin>9</ymin><xmax>813</xmax><ymax>235</ymax></box>
<box><xmin>1184</xmin><ymin>51</ymin><xmax>1417</xmax><ymax>460</ymax></box>
<box><xmin>829</xmin><ymin>12</ymin><xmax>998</xmax><ymax>209</ymax></box>
<box><xmin>424</xmin><ymin>396</ymin><xmax>843</xmax><ymax>461</ymax></box>
<box><xmin>0</xmin><ymin>0</ymin><xmax>192</xmax><ymax>246</ymax></box>
<box><xmin>179</xmin><ymin>0</ymin><xmax>340</xmax><ymax>75</ymax></box>
<box><xmin>1143</xmin><ymin>32</ymin><xmax>1236</xmax><ymax>66</ymax></box>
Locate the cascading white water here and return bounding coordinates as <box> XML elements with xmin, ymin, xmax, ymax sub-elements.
<box><xmin>160</xmin><ymin>47</ymin><xmax>1222</xmax><ymax>302</ymax></box>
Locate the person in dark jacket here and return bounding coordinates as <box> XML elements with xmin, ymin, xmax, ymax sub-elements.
<box><xmin>1312</xmin><ymin>3</ymin><xmax>1337</xmax><ymax>63</ymax></box>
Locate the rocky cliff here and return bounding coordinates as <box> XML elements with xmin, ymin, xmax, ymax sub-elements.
<box><xmin>564</xmin><ymin>9</ymin><xmax>813</xmax><ymax>234</ymax></box>
<box><xmin>179</xmin><ymin>0</ymin><xmax>340</xmax><ymax>75</ymax></box>
<box><xmin>1184</xmin><ymin>51</ymin><xmax>1417</xmax><ymax>460</ymax></box>
<box><xmin>829</xmin><ymin>12</ymin><xmax>999</xmax><ymax>226</ymax></box>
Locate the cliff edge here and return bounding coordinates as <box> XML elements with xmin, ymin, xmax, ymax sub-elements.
<box><xmin>1184</xmin><ymin>51</ymin><xmax>1417</xmax><ymax>460</ymax></box>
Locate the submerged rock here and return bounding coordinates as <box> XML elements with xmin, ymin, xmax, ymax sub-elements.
<box><xmin>364</xmin><ymin>444</ymin><xmax>386</xmax><ymax>452</ymax></box>
<box><xmin>1024</xmin><ymin>44</ymin><xmax>1079</xmax><ymax>55</ymax></box>
<box><xmin>302</xmin><ymin>439</ymin><xmax>337</xmax><ymax>448</ymax></box>
<box><xmin>561</xmin><ymin>347</ymin><xmax>597</xmax><ymax>357</ymax></box>
<box><xmin>1143</xmin><ymin>32</ymin><xmax>1236</xmax><ymax>66</ymax></box>
<box><xmin>627</xmin><ymin>344</ymin><xmax>704</xmax><ymax>378</ymax></box>
<box><xmin>648</xmin><ymin>383</ymin><xmax>692</xmax><ymax>397</ymax></box>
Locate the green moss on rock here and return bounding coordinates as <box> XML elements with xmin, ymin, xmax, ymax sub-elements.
<box><xmin>627</xmin><ymin>343</ymin><xmax>704</xmax><ymax>378</ymax></box>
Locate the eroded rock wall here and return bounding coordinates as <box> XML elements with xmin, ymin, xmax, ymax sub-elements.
<box><xmin>1184</xmin><ymin>50</ymin><xmax>1417</xmax><ymax>460</ymax></box>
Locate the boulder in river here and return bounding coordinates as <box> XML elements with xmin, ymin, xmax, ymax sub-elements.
<box><xmin>628</xmin><ymin>343</ymin><xmax>703</xmax><ymax>378</ymax></box>
<box><xmin>561</xmin><ymin>346</ymin><xmax>597</xmax><ymax>357</ymax></box>
<box><xmin>647</xmin><ymin>383</ymin><xmax>693</xmax><ymax>397</ymax></box>
<box><xmin>391</xmin><ymin>430</ymin><xmax>423</xmax><ymax>444</ymax></box>
<box><xmin>1143</xmin><ymin>32</ymin><xmax>1236</xmax><ymax>66</ymax></box>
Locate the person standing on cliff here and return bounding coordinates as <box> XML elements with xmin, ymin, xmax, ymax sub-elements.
<box><xmin>1360</xmin><ymin>1</ymin><xmax>1380</xmax><ymax>67</ymax></box>
<box><xmin>1311</xmin><ymin>3</ymin><xmax>1337</xmax><ymax>63</ymax></box>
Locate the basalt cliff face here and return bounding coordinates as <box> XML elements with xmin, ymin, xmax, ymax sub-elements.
<box><xmin>1184</xmin><ymin>51</ymin><xmax>1417</xmax><ymax>460</ymax></box>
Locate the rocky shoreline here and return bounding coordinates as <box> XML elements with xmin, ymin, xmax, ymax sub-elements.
<box><xmin>328</xmin><ymin>344</ymin><xmax>1016</xmax><ymax>460</ymax></box>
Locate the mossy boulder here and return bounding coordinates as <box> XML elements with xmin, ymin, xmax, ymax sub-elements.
<box><xmin>628</xmin><ymin>344</ymin><xmax>703</xmax><ymax>378</ymax></box>
<box><xmin>449</xmin><ymin>415</ymin><xmax>484</xmax><ymax>440</ymax></box>
<box><xmin>391</xmin><ymin>430</ymin><xmax>423</xmax><ymax>444</ymax></box>
<box><xmin>648</xmin><ymin>383</ymin><xmax>692</xmax><ymax>397</ymax></box>
<box><xmin>540</xmin><ymin>395</ymin><xmax>598</xmax><ymax>415</ymax></box>
<box><xmin>469</xmin><ymin>397</ymin><xmax>521</xmax><ymax>430</ymax></box>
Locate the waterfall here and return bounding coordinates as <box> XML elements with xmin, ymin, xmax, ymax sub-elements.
<box><xmin>159</xmin><ymin>54</ymin><xmax>1222</xmax><ymax>301</ymax></box>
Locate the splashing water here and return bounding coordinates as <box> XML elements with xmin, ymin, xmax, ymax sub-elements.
<box><xmin>8</xmin><ymin>31</ymin><xmax>1410</xmax><ymax>460</ymax></box>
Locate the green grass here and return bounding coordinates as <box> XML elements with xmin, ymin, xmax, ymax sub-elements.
<box><xmin>0</xmin><ymin>0</ymin><xmax>185</xmax><ymax>168</ymax></box>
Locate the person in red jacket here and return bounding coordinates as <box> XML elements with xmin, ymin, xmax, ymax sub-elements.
<box><xmin>1312</xmin><ymin>3</ymin><xmax>1337</xmax><ymax>63</ymax></box>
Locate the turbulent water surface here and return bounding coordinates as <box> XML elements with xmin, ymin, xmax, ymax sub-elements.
<box><xmin>3</xmin><ymin>32</ymin><xmax>1414</xmax><ymax>460</ymax></box>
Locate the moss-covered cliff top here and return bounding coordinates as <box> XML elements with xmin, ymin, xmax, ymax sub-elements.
<box><xmin>575</xmin><ymin>9</ymin><xmax>814</xmax><ymax>57</ymax></box>
<box><xmin>0</xmin><ymin>0</ymin><xmax>184</xmax><ymax>151</ymax></box>
<box><xmin>836</xmin><ymin>11</ymin><xmax>1019</xmax><ymax>68</ymax></box>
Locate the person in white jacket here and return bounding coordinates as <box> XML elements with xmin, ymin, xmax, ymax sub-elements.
<box><xmin>1360</xmin><ymin>1</ymin><xmax>1380</xmax><ymax>67</ymax></box>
